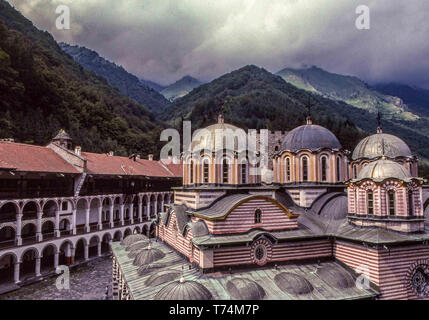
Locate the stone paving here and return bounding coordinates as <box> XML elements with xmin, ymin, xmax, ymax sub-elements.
<box><xmin>0</xmin><ymin>256</ymin><xmax>112</xmax><ymax>300</ymax></box>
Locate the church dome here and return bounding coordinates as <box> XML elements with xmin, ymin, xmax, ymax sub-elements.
<box><xmin>189</xmin><ymin>115</ymin><xmax>244</xmax><ymax>153</ymax></box>
<box><xmin>145</xmin><ymin>269</ymin><xmax>182</xmax><ymax>287</ymax></box>
<box><xmin>352</xmin><ymin>132</ymin><xmax>412</xmax><ymax>160</ymax></box>
<box><xmin>281</xmin><ymin>124</ymin><xmax>341</xmax><ymax>153</ymax></box>
<box><xmin>133</xmin><ymin>244</ymin><xmax>165</xmax><ymax>267</ymax></box>
<box><xmin>226</xmin><ymin>277</ymin><xmax>266</xmax><ymax>300</ymax></box>
<box><xmin>274</xmin><ymin>272</ymin><xmax>314</xmax><ymax>295</ymax></box>
<box><xmin>121</xmin><ymin>234</ymin><xmax>147</xmax><ymax>247</ymax></box>
<box><xmin>316</xmin><ymin>265</ymin><xmax>354</xmax><ymax>289</ymax></box>
<box><xmin>154</xmin><ymin>277</ymin><xmax>213</xmax><ymax>300</ymax></box>
<box><xmin>357</xmin><ymin>159</ymin><xmax>412</xmax><ymax>181</ymax></box>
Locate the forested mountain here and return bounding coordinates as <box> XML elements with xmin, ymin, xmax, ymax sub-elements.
<box><xmin>276</xmin><ymin>66</ymin><xmax>416</xmax><ymax>121</ymax></box>
<box><xmin>374</xmin><ymin>83</ymin><xmax>429</xmax><ymax>118</ymax></box>
<box><xmin>161</xmin><ymin>75</ymin><xmax>203</xmax><ymax>101</ymax></box>
<box><xmin>60</xmin><ymin>43</ymin><xmax>170</xmax><ymax>111</ymax></box>
<box><xmin>162</xmin><ymin>65</ymin><xmax>429</xmax><ymax>170</ymax></box>
<box><xmin>0</xmin><ymin>0</ymin><xmax>164</xmax><ymax>156</ymax></box>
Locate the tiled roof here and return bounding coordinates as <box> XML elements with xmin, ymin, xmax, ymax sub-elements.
<box><xmin>0</xmin><ymin>142</ymin><xmax>79</xmax><ymax>174</ymax></box>
<box><xmin>0</xmin><ymin>141</ymin><xmax>182</xmax><ymax>177</ymax></box>
<box><xmin>81</xmin><ymin>152</ymin><xmax>182</xmax><ymax>177</ymax></box>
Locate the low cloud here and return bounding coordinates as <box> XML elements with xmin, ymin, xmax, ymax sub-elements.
<box><xmin>7</xmin><ymin>0</ymin><xmax>429</xmax><ymax>88</ymax></box>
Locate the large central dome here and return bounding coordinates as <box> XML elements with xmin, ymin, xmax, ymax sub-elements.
<box><xmin>189</xmin><ymin>115</ymin><xmax>244</xmax><ymax>153</ymax></box>
<box><xmin>352</xmin><ymin>132</ymin><xmax>412</xmax><ymax>160</ymax></box>
<box><xmin>281</xmin><ymin>124</ymin><xmax>341</xmax><ymax>152</ymax></box>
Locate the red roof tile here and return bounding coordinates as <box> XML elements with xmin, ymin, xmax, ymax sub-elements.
<box><xmin>0</xmin><ymin>142</ymin><xmax>79</xmax><ymax>174</ymax></box>
<box><xmin>81</xmin><ymin>152</ymin><xmax>182</xmax><ymax>178</ymax></box>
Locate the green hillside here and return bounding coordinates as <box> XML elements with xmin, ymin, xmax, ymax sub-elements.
<box><xmin>0</xmin><ymin>0</ymin><xmax>164</xmax><ymax>156</ymax></box>
<box><xmin>277</xmin><ymin>66</ymin><xmax>418</xmax><ymax>121</ymax></box>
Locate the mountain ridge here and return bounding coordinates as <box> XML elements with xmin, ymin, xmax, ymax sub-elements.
<box><xmin>60</xmin><ymin>42</ymin><xmax>170</xmax><ymax>111</ymax></box>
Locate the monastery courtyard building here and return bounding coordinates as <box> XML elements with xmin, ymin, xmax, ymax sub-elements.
<box><xmin>0</xmin><ymin>131</ymin><xmax>181</xmax><ymax>292</ymax></box>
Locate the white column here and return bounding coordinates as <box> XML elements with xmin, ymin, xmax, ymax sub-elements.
<box><xmin>14</xmin><ymin>262</ymin><xmax>21</xmax><ymax>284</ymax></box>
<box><xmin>130</xmin><ymin>204</ymin><xmax>134</xmax><ymax>224</ymax></box>
<box><xmin>55</xmin><ymin>210</ymin><xmax>60</xmax><ymax>238</ymax></box>
<box><xmin>85</xmin><ymin>208</ymin><xmax>90</xmax><ymax>232</ymax></box>
<box><xmin>36</xmin><ymin>210</ymin><xmax>43</xmax><ymax>242</ymax></box>
<box><xmin>120</xmin><ymin>204</ymin><xmax>124</xmax><ymax>226</ymax></box>
<box><xmin>72</xmin><ymin>209</ymin><xmax>77</xmax><ymax>235</ymax></box>
<box><xmin>154</xmin><ymin>199</ymin><xmax>158</xmax><ymax>217</ymax></box>
<box><xmin>110</xmin><ymin>204</ymin><xmax>114</xmax><ymax>228</ymax></box>
<box><xmin>54</xmin><ymin>252</ymin><xmax>59</xmax><ymax>268</ymax></box>
<box><xmin>84</xmin><ymin>244</ymin><xmax>89</xmax><ymax>261</ymax></box>
<box><xmin>161</xmin><ymin>198</ymin><xmax>164</xmax><ymax>212</ymax></box>
<box><xmin>98</xmin><ymin>206</ymin><xmax>103</xmax><ymax>230</ymax></box>
<box><xmin>35</xmin><ymin>257</ymin><xmax>41</xmax><ymax>277</ymax></box>
<box><xmin>146</xmin><ymin>200</ymin><xmax>150</xmax><ymax>220</ymax></box>
<box><xmin>138</xmin><ymin>199</ymin><xmax>143</xmax><ymax>223</ymax></box>
<box><xmin>16</xmin><ymin>213</ymin><xmax>22</xmax><ymax>246</ymax></box>
<box><xmin>97</xmin><ymin>242</ymin><xmax>102</xmax><ymax>257</ymax></box>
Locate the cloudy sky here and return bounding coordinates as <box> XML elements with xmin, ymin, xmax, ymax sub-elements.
<box><xmin>7</xmin><ymin>0</ymin><xmax>429</xmax><ymax>87</ymax></box>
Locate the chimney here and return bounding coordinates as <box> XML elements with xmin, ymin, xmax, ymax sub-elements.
<box><xmin>108</xmin><ymin>151</ymin><xmax>114</xmax><ymax>156</ymax></box>
<box><xmin>74</xmin><ymin>146</ymin><xmax>81</xmax><ymax>156</ymax></box>
<box><xmin>148</xmin><ymin>154</ymin><xmax>153</xmax><ymax>161</ymax></box>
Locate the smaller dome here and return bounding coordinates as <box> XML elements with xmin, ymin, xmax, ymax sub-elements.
<box><xmin>121</xmin><ymin>234</ymin><xmax>147</xmax><ymax>247</ymax></box>
<box><xmin>125</xmin><ymin>240</ymin><xmax>148</xmax><ymax>252</ymax></box>
<box><xmin>319</xmin><ymin>196</ymin><xmax>348</xmax><ymax>220</ymax></box>
<box><xmin>281</xmin><ymin>124</ymin><xmax>341</xmax><ymax>153</ymax></box>
<box><xmin>357</xmin><ymin>159</ymin><xmax>412</xmax><ymax>181</ymax></box>
<box><xmin>191</xmin><ymin>220</ymin><xmax>209</xmax><ymax>238</ymax></box>
<box><xmin>316</xmin><ymin>265</ymin><xmax>354</xmax><ymax>289</ymax></box>
<box><xmin>274</xmin><ymin>272</ymin><xmax>314</xmax><ymax>295</ymax></box>
<box><xmin>226</xmin><ymin>278</ymin><xmax>266</xmax><ymax>300</ymax></box>
<box><xmin>133</xmin><ymin>245</ymin><xmax>165</xmax><ymax>267</ymax></box>
<box><xmin>352</xmin><ymin>132</ymin><xmax>412</xmax><ymax>160</ymax></box>
<box><xmin>138</xmin><ymin>263</ymin><xmax>167</xmax><ymax>276</ymax></box>
<box><xmin>145</xmin><ymin>269</ymin><xmax>182</xmax><ymax>287</ymax></box>
<box><xmin>154</xmin><ymin>279</ymin><xmax>213</xmax><ymax>300</ymax></box>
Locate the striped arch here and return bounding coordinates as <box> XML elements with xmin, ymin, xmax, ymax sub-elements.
<box><xmin>195</xmin><ymin>195</ymin><xmax>298</xmax><ymax>221</ymax></box>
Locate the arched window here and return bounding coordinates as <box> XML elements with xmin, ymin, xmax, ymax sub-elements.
<box><xmin>321</xmin><ymin>156</ymin><xmax>327</xmax><ymax>182</ymax></box>
<box><xmin>286</xmin><ymin>158</ymin><xmax>291</xmax><ymax>182</ymax></box>
<box><xmin>189</xmin><ymin>160</ymin><xmax>194</xmax><ymax>184</ymax></box>
<box><xmin>388</xmin><ymin>190</ymin><xmax>396</xmax><ymax>216</ymax></box>
<box><xmin>222</xmin><ymin>158</ymin><xmax>229</xmax><ymax>184</ymax></box>
<box><xmin>241</xmin><ymin>162</ymin><xmax>247</xmax><ymax>184</ymax></box>
<box><xmin>302</xmin><ymin>157</ymin><xmax>308</xmax><ymax>182</ymax></box>
<box><xmin>408</xmin><ymin>190</ymin><xmax>414</xmax><ymax>216</ymax></box>
<box><xmin>367</xmin><ymin>190</ymin><xmax>374</xmax><ymax>215</ymax></box>
<box><xmin>203</xmin><ymin>159</ymin><xmax>209</xmax><ymax>183</ymax></box>
<box><xmin>336</xmin><ymin>156</ymin><xmax>342</xmax><ymax>182</ymax></box>
<box><xmin>254</xmin><ymin>209</ymin><xmax>262</xmax><ymax>224</ymax></box>
<box><xmin>353</xmin><ymin>165</ymin><xmax>358</xmax><ymax>179</ymax></box>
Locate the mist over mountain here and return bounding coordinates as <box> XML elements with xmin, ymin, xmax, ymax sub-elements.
<box><xmin>161</xmin><ymin>76</ymin><xmax>203</xmax><ymax>102</ymax></box>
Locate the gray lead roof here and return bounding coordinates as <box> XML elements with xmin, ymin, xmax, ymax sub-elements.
<box><xmin>281</xmin><ymin>124</ymin><xmax>342</xmax><ymax>152</ymax></box>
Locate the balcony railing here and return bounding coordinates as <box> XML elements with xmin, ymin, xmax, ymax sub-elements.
<box><xmin>0</xmin><ymin>239</ymin><xmax>15</xmax><ymax>249</ymax></box>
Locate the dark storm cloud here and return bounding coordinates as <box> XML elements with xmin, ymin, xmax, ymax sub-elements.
<box><xmin>7</xmin><ymin>0</ymin><xmax>429</xmax><ymax>87</ymax></box>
